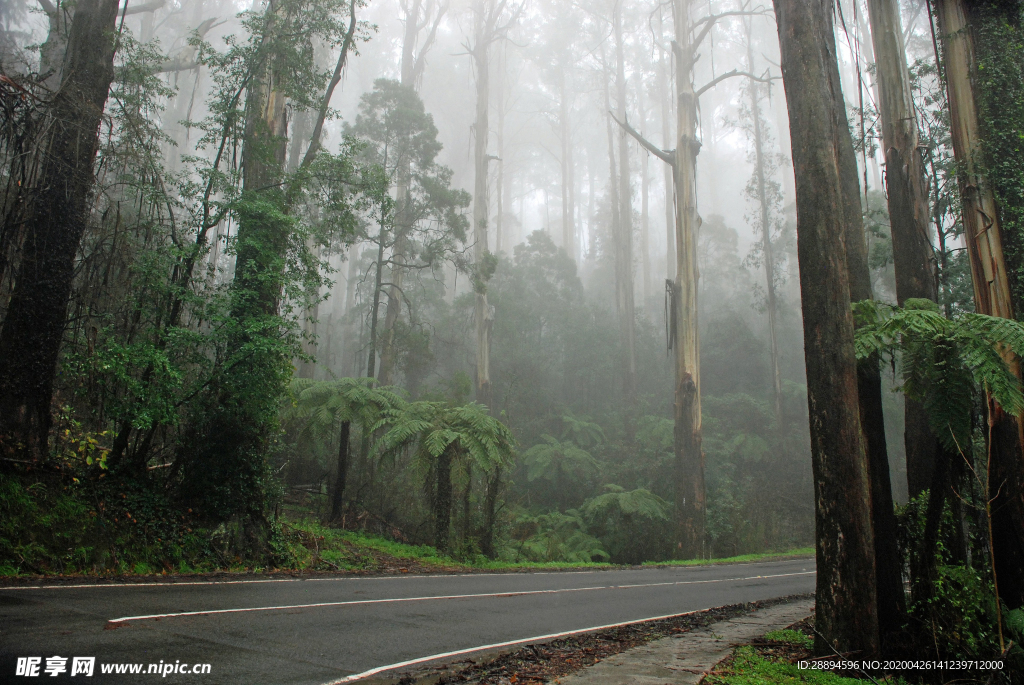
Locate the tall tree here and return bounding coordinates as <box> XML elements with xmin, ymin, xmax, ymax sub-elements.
<box><xmin>0</xmin><ymin>0</ymin><xmax>120</xmax><ymax>458</ymax></box>
<box><xmin>866</xmin><ymin>0</ymin><xmax>940</xmax><ymax>500</ymax></box>
<box><xmin>469</xmin><ymin>0</ymin><xmax>522</xmax><ymax>411</ymax></box>
<box><xmin>613</xmin><ymin>0</ymin><xmax>770</xmax><ymax>559</ymax></box>
<box><xmin>612</xmin><ymin>0</ymin><xmax>637</xmax><ymax>406</ymax></box>
<box><xmin>740</xmin><ymin>20</ymin><xmax>783</xmax><ymax>423</ymax></box>
<box><xmin>829</xmin><ymin>4</ymin><xmax>904</xmax><ymax>651</ymax></box>
<box><xmin>178</xmin><ymin>0</ymin><xmax>362</xmax><ymax>539</ymax></box>
<box><xmin>773</xmin><ymin>0</ymin><xmax>880</xmax><ymax>657</ymax></box>
<box><xmin>377</xmin><ymin>0</ymin><xmax>447</xmax><ymax>385</ymax></box>
<box><xmin>934</xmin><ymin>0</ymin><xmax>1024</xmax><ymax>611</ymax></box>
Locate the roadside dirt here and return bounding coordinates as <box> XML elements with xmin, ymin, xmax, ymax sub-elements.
<box><xmin>365</xmin><ymin>595</ymin><xmax>813</xmax><ymax>685</ymax></box>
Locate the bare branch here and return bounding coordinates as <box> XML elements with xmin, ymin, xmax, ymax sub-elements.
<box><xmin>37</xmin><ymin>0</ymin><xmax>56</xmax><ymax>15</ymax></box>
<box><xmin>297</xmin><ymin>0</ymin><xmax>359</xmax><ymax>171</ymax></box>
<box><xmin>121</xmin><ymin>0</ymin><xmax>165</xmax><ymax>16</ymax></box>
<box><xmin>411</xmin><ymin>0</ymin><xmax>448</xmax><ymax>86</ymax></box>
<box><xmin>694</xmin><ymin>69</ymin><xmax>775</xmax><ymax>99</ymax></box>
<box><xmin>690</xmin><ymin>8</ymin><xmax>770</xmax><ymax>57</ymax></box>
<box><xmin>155</xmin><ymin>17</ymin><xmax>221</xmax><ymax>73</ymax></box>
<box><xmin>609</xmin><ymin>111</ymin><xmax>676</xmax><ymax>167</ymax></box>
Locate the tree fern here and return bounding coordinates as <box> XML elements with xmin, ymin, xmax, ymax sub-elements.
<box><xmin>853</xmin><ymin>299</ymin><xmax>1024</xmax><ymax>450</ymax></box>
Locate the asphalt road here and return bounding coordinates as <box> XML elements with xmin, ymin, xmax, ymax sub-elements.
<box><xmin>0</xmin><ymin>558</ymin><xmax>814</xmax><ymax>684</ymax></box>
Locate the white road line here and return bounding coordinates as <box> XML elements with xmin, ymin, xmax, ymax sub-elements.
<box><xmin>106</xmin><ymin>571</ymin><xmax>813</xmax><ymax>624</ymax></box>
<box><xmin>323</xmin><ymin>605</ymin><xmax>722</xmax><ymax>683</ymax></box>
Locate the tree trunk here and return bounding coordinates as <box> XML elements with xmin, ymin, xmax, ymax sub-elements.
<box><xmin>936</xmin><ymin>0</ymin><xmax>1024</xmax><ymax>610</ymax></box>
<box><xmin>366</xmin><ymin>236</ymin><xmax>386</xmax><ymax>378</ymax></box>
<box><xmin>669</xmin><ymin>0</ymin><xmax>704</xmax><ymax>560</ymax></box>
<box><xmin>330</xmin><ymin>420</ymin><xmax>351</xmax><ymax>521</ymax></box>
<box><xmin>867</xmin><ymin>0</ymin><xmax>940</xmax><ymax>501</ymax></box>
<box><xmin>434</xmin><ymin>448</ymin><xmax>452</xmax><ymax>553</ymax></box>
<box><xmin>743</xmin><ymin>27</ymin><xmax>783</xmax><ymax>424</ymax></box>
<box><xmin>773</xmin><ymin>0</ymin><xmax>880</xmax><ymax>658</ymax></box>
<box><xmin>613</xmin><ymin>1</ymin><xmax>637</xmax><ymax>407</ymax></box>
<box><xmin>829</xmin><ymin>13</ymin><xmax>905</xmax><ymax>652</ymax></box>
<box><xmin>472</xmin><ymin>0</ymin><xmax>494</xmax><ymax>412</ymax></box>
<box><xmin>481</xmin><ymin>467</ymin><xmax>502</xmax><ymax>557</ymax></box>
<box><xmin>559</xmin><ymin>65</ymin><xmax>575</xmax><ymax>260</ymax></box>
<box><xmin>639</xmin><ymin>84</ymin><xmax>651</xmax><ymax>306</ymax></box>
<box><xmin>658</xmin><ymin>17</ymin><xmax>675</xmax><ymax>283</ymax></box>
<box><xmin>0</xmin><ymin>0</ymin><xmax>120</xmax><ymax>457</ymax></box>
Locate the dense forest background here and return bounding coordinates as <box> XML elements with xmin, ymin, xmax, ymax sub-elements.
<box><xmin>2</xmin><ymin>0</ymin><xmax>1024</xmax><ymax>670</ymax></box>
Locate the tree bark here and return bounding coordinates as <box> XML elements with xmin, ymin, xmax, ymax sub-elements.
<box><xmin>613</xmin><ymin>1</ymin><xmax>637</xmax><ymax>407</ymax></box>
<box><xmin>743</xmin><ymin>26</ymin><xmax>783</xmax><ymax>424</ymax></box>
<box><xmin>434</xmin><ymin>447</ymin><xmax>452</xmax><ymax>552</ymax></box>
<box><xmin>330</xmin><ymin>420</ymin><xmax>352</xmax><ymax>521</ymax></box>
<box><xmin>773</xmin><ymin>0</ymin><xmax>880</xmax><ymax>658</ymax></box>
<box><xmin>559</xmin><ymin>64</ymin><xmax>575</xmax><ymax>260</ymax></box>
<box><xmin>471</xmin><ymin>0</ymin><xmax>498</xmax><ymax>412</ymax></box>
<box><xmin>669</xmin><ymin>0</ymin><xmax>704</xmax><ymax>560</ymax></box>
<box><xmin>935</xmin><ymin>0</ymin><xmax>1024</xmax><ymax>611</ymax></box>
<box><xmin>0</xmin><ymin>0</ymin><xmax>120</xmax><ymax>457</ymax></box>
<box><xmin>828</xmin><ymin>11</ymin><xmax>905</xmax><ymax>652</ymax></box>
<box><xmin>867</xmin><ymin>0</ymin><xmax>940</xmax><ymax>501</ymax></box>
<box><xmin>481</xmin><ymin>467</ymin><xmax>501</xmax><ymax>557</ymax></box>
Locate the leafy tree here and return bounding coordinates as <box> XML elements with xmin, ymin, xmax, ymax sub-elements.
<box><xmin>344</xmin><ymin>79</ymin><xmax>469</xmax><ymax>382</ymax></box>
<box><xmin>582</xmin><ymin>485</ymin><xmax>671</xmax><ymax>564</ymax></box>
<box><xmin>507</xmin><ymin>510</ymin><xmax>608</xmax><ymax>564</ymax></box>
<box><xmin>522</xmin><ymin>436</ymin><xmax>599</xmax><ymax>512</ymax></box>
<box><xmin>375</xmin><ymin>400</ymin><xmax>515</xmax><ymax>553</ymax></box>
<box><xmin>284</xmin><ymin>378</ymin><xmax>403</xmax><ymax>521</ymax></box>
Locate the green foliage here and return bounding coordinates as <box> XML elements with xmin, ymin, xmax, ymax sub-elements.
<box><xmin>505</xmin><ymin>510</ymin><xmax>609</xmax><ymax>564</ymax></box>
<box><xmin>854</xmin><ymin>299</ymin><xmax>1024</xmax><ymax>450</ymax></box>
<box><xmin>974</xmin><ymin>4</ymin><xmax>1024</xmax><ymax>315</ymax></box>
<box><xmin>284</xmin><ymin>377</ymin><xmax>403</xmax><ymax>445</ymax></box>
<box><xmin>582</xmin><ymin>485</ymin><xmax>672</xmax><ymax>564</ymax></box>
<box><xmin>376</xmin><ymin>400</ymin><xmax>516</xmax><ymax>472</ymax></box>
<box><xmin>522</xmin><ymin>436</ymin><xmax>599</xmax><ymax>493</ymax></box>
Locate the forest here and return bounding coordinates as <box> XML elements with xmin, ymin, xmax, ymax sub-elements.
<box><xmin>1</xmin><ymin>0</ymin><xmax>1024</xmax><ymax>672</ymax></box>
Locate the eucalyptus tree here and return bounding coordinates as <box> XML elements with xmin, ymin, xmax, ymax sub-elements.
<box><xmin>467</xmin><ymin>0</ymin><xmax>524</xmax><ymax>412</ymax></box>
<box><xmin>344</xmin><ymin>78</ymin><xmax>470</xmax><ymax>381</ymax></box>
<box><xmin>611</xmin><ymin>0</ymin><xmax>637</xmax><ymax>408</ymax></box>
<box><xmin>375</xmin><ymin>0</ymin><xmax>449</xmax><ymax>386</ymax></box>
<box><xmin>865</xmin><ymin>0</ymin><xmax>939</xmax><ymax>502</ymax></box>
<box><xmin>772</xmin><ymin>0</ymin><xmax>879</xmax><ymax>658</ymax></box>
<box><xmin>612</xmin><ymin>0</ymin><xmax>771</xmax><ymax>560</ymax></box>
<box><xmin>177</xmin><ymin>0</ymin><xmax>364</xmax><ymax>539</ymax></box>
<box><xmin>739</xmin><ymin>18</ymin><xmax>785</xmax><ymax>423</ymax></box>
<box><xmin>934</xmin><ymin>0</ymin><xmax>1024</xmax><ymax>612</ymax></box>
<box><xmin>0</xmin><ymin>0</ymin><xmax>120</xmax><ymax>459</ymax></box>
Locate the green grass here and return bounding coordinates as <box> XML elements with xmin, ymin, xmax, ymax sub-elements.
<box><xmin>643</xmin><ymin>547</ymin><xmax>815</xmax><ymax>567</ymax></box>
<box><xmin>705</xmin><ymin>646</ymin><xmax>865</xmax><ymax>685</ymax></box>
<box><xmin>763</xmin><ymin>629</ymin><xmax>814</xmax><ymax>649</ymax></box>
<box><xmin>281</xmin><ymin>519</ymin><xmax>812</xmax><ymax>574</ymax></box>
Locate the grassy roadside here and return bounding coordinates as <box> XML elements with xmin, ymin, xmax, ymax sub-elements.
<box><xmin>276</xmin><ymin>519</ymin><xmax>813</xmax><ymax>575</ymax></box>
<box><xmin>0</xmin><ymin>512</ymin><xmax>814</xmax><ymax>580</ymax></box>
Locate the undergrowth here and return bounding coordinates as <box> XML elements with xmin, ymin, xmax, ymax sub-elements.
<box><xmin>0</xmin><ymin>475</ymin><xmax>813</xmax><ymax>579</ymax></box>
